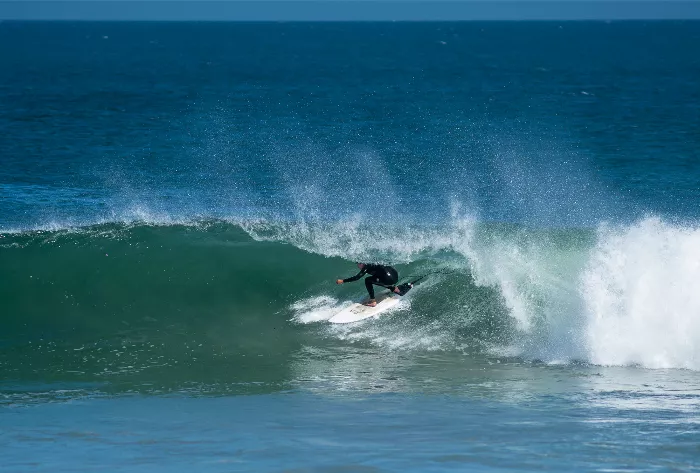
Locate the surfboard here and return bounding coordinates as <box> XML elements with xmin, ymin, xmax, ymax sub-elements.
<box><xmin>328</xmin><ymin>293</ymin><xmax>400</xmax><ymax>324</ymax></box>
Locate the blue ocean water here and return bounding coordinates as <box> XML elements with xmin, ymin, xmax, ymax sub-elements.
<box><xmin>1</xmin><ymin>21</ymin><xmax>700</xmax><ymax>471</ymax></box>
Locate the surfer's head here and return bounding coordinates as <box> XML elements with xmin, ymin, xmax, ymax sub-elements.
<box><xmin>356</xmin><ymin>262</ymin><xmax>365</xmax><ymax>269</ymax></box>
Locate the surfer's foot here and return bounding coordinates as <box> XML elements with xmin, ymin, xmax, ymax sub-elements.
<box><xmin>364</xmin><ymin>299</ymin><xmax>377</xmax><ymax>307</ymax></box>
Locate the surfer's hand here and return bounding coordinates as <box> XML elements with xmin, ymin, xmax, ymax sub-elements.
<box><xmin>336</xmin><ymin>279</ymin><xmax>344</xmax><ymax>285</ymax></box>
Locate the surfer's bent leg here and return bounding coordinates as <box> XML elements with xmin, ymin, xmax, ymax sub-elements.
<box><xmin>364</xmin><ymin>277</ymin><xmax>377</xmax><ymax>299</ymax></box>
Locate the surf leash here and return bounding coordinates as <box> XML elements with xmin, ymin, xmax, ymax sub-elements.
<box><xmin>394</xmin><ymin>269</ymin><xmax>459</xmax><ymax>296</ymax></box>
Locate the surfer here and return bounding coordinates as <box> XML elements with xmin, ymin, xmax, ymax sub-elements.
<box><xmin>336</xmin><ymin>263</ymin><xmax>400</xmax><ymax>307</ymax></box>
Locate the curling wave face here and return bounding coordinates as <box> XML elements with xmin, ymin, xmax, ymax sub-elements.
<box><xmin>2</xmin><ymin>211</ymin><xmax>699</xmax><ymax>402</ymax></box>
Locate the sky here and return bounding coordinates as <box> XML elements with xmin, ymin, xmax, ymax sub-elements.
<box><xmin>1</xmin><ymin>0</ymin><xmax>699</xmax><ymax>21</ymax></box>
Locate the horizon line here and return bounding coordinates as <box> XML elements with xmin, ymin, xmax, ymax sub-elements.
<box><xmin>3</xmin><ymin>18</ymin><xmax>700</xmax><ymax>22</ymax></box>
<box><xmin>3</xmin><ymin>1</ymin><xmax>700</xmax><ymax>21</ymax></box>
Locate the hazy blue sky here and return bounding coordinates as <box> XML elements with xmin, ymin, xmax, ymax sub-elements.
<box><xmin>1</xmin><ymin>1</ymin><xmax>699</xmax><ymax>21</ymax></box>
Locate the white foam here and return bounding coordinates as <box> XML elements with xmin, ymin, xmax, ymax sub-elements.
<box><xmin>583</xmin><ymin>217</ymin><xmax>700</xmax><ymax>370</ymax></box>
<box><xmin>325</xmin><ymin>298</ymin><xmax>454</xmax><ymax>352</ymax></box>
<box><xmin>290</xmin><ymin>295</ymin><xmax>347</xmax><ymax>324</ymax></box>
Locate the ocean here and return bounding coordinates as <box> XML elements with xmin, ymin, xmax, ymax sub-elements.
<box><xmin>1</xmin><ymin>20</ymin><xmax>700</xmax><ymax>471</ymax></box>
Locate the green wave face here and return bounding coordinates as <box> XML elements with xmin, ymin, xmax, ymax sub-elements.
<box><xmin>0</xmin><ymin>219</ymin><xmax>618</xmax><ymax>399</ymax></box>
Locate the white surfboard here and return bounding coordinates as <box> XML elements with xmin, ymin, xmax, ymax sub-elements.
<box><xmin>328</xmin><ymin>293</ymin><xmax>400</xmax><ymax>324</ymax></box>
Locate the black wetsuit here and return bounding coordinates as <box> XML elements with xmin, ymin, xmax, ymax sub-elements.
<box><xmin>343</xmin><ymin>264</ymin><xmax>399</xmax><ymax>299</ymax></box>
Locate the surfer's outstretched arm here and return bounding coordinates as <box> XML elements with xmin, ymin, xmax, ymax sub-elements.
<box><xmin>337</xmin><ymin>269</ymin><xmax>366</xmax><ymax>284</ymax></box>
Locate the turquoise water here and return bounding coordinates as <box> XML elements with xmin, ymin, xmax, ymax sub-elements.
<box><xmin>2</xmin><ymin>21</ymin><xmax>700</xmax><ymax>471</ymax></box>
